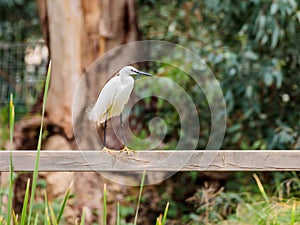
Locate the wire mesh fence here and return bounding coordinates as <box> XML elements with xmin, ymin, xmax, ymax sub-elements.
<box><xmin>0</xmin><ymin>41</ymin><xmax>48</xmax><ymax>111</ymax></box>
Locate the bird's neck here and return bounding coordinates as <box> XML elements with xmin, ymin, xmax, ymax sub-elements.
<box><xmin>119</xmin><ymin>73</ymin><xmax>131</xmax><ymax>83</ymax></box>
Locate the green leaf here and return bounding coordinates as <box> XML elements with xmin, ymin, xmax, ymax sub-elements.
<box><xmin>12</xmin><ymin>211</ymin><xmax>18</xmax><ymax>225</ymax></box>
<box><xmin>103</xmin><ymin>184</ymin><xmax>107</xmax><ymax>225</ymax></box>
<box><xmin>296</xmin><ymin>11</ymin><xmax>300</xmax><ymax>23</ymax></box>
<box><xmin>80</xmin><ymin>208</ymin><xmax>85</xmax><ymax>225</ymax></box>
<box><xmin>270</xmin><ymin>2</ymin><xmax>278</xmax><ymax>15</ymax></box>
<box><xmin>245</xmin><ymin>85</ymin><xmax>253</xmax><ymax>98</ymax></box>
<box><xmin>290</xmin><ymin>202</ymin><xmax>296</xmax><ymax>225</ymax></box>
<box><xmin>57</xmin><ymin>183</ymin><xmax>72</xmax><ymax>224</ymax></box>
<box><xmin>33</xmin><ymin>214</ymin><xmax>39</xmax><ymax>225</ymax></box>
<box><xmin>273</xmin><ymin>71</ymin><xmax>283</xmax><ymax>88</ymax></box>
<box><xmin>259</xmin><ymin>14</ymin><xmax>266</xmax><ymax>28</ymax></box>
<box><xmin>253</xmin><ymin>174</ymin><xmax>270</xmax><ymax>204</ymax></box>
<box><xmin>271</xmin><ymin>22</ymin><xmax>280</xmax><ymax>49</ymax></box>
<box><xmin>288</xmin><ymin>0</ymin><xmax>297</xmax><ymax>10</ymax></box>
<box><xmin>134</xmin><ymin>170</ymin><xmax>146</xmax><ymax>225</ymax></box>
<box><xmin>161</xmin><ymin>202</ymin><xmax>169</xmax><ymax>225</ymax></box>
<box><xmin>116</xmin><ymin>203</ymin><xmax>120</xmax><ymax>225</ymax></box>
<box><xmin>48</xmin><ymin>204</ymin><xmax>58</xmax><ymax>225</ymax></box>
<box><xmin>28</xmin><ymin>61</ymin><xmax>52</xmax><ymax>225</ymax></box>
<box><xmin>44</xmin><ymin>191</ymin><xmax>49</xmax><ymax>225</ymax></box>
<box><xmin>8</xmin><ymin>93</ymin><xmax>15</xmax><ymax>225</ymax></box>
<box><xmin>244</xmin><ymin>50</ymin><xmax>258</xmax><ymax>61</ymax></box>
<box><xmin>20</xmin><ymin>179</ymin><xmax>31</xmax><ymax>225</ymax></box>
<box><xmin>263</xmin><ymin>73</ymin><xmax>273</xmax><ymax>86</ymax></box>
<box><xmin>261</xmin><ymin>34</ymin><xmax>269</xmax><ymax>45</ymax></box>
<box><xmin>227</xmin><ymin>124</ymin><xmax>242</xmax><ymax>133</ymax></box>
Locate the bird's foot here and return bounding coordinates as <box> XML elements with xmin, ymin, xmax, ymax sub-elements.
<box><xmin>120</xmin><ymin>146</ymin><xmax>136</xmax><ymax>155</ymax></box>
<box><xmin>103</xmin><ymin>147</ymin><xmax>117</xmax><ymax>154</ymax></box>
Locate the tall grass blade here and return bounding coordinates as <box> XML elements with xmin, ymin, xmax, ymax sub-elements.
<box><xmin>27</xmin><ymin>60</ymin><xmax>52</xmax><ymax>225</ymax></box>
<box><xmin>133</xmin><ymin>170</ymin><xmax>146</xmax><ymax>225</ymax></box>
<box><xmin>290</xmin><ymin>201</ymin><xmax>296</xmax><ymax>225</ymax></box>
<box><xmin>7</xmin><ymin>93</ymin><xmax>15</xmax><ymax>225</ymax></box>
<box><xmin>161</xmin><ymin>202</ymin><xmax>169</xmax><ymax>225</ymax></box>
<box><xmin>12</xmin><ymin>210</ymin><xmax>18</xmax><ymax>225</ymax></box>
<box><xmin>0</xmin><ymin>189</ymin><xmax>2</xmax><ymax>219</ymax></box>
<box><xmin>80</xmin><ymin>207</ymin><xmax>86</xmax><ymax>225</ymax></box>
<box><xmin>56</xmin><ymin>182</ymin><xmax>72</xmax><ymax>224</ymax></box>
<box><xmin>9</xmin><ymin>94</ymin><xmax>14</xmax><ymax>148</ymax></box>
<box><xmin>156</xmin><ymin>215</ymin><xmax>162</xmax><ymax>225</ymax></box>
<box><xmin>155</xmin><ymin>202</ymin><xmax>169</xmax><ymax>225</ymax></box>
<box><xmin>33</xmin><ymin>214</ymin><xmax>39</xmax><ymax>225</ymax></box>
<box><xmin>253</xmin><ymin>173</ymin><xmax>270</xmax><ymax>204</ymax></box>
<box><xmin>44</xmin><ymin>191</ymin><xmax>49</xmax><ymax>225</ymax></box>
<box><xmin>103</xmin><ymin>184</ymin><xmax>107</xmax><ymax>225</ymax></box>
<box><xmin>20</xmin><ymin>179</ymin><xmax>31</xmax><ymax>225</ymax></box>
<box><xmin>116</xmin><ymin>202</ymin><xmax>120</xmax><ymax>225</ymax></box>
<box><xmin>48</xmin><ymin>203</ymin><xmax>58</xmax><ymax>225</ymax></box>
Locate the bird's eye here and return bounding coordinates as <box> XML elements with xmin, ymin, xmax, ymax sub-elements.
<box><xmin>131</xmin><ymin>69</ymin><xmax>139</xmax><ymax>73</ymax></box>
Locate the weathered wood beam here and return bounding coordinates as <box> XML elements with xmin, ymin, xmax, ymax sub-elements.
<box><xmin>0</xmin><ymin>150</ymin><xmax>299</xmax><ymax>172</ymax></box>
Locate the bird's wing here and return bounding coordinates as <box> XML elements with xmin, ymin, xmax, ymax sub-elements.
<box><xmin>91</xmin><ymin>77</ymin><xmax>120</xmax><ymax>123</ymax></box>
<box><xmin>111</xmin><ymin>77</ymin><xmax>134</xmax><ymax>117</ymax></box>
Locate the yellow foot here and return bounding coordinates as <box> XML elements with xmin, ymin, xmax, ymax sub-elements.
<box><xmin>120</xmin><ymin>146</ymin><xmax>136</xmax><ymax>155</ymax></box>
<box><xmin>102</xmin><ymin>147</ymin><xmax>117</xmax><ymax>154</ymax></box>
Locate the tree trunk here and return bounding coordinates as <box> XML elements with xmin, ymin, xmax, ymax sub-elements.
<box><xmin>12</xmin><ymin>0</ymin><xmax>140</xmax><ymax>224</ymax></box>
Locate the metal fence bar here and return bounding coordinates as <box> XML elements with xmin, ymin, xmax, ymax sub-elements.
<box><xmin>0</xmin><ymin>150</ymin><xmax>299</xmax><ymax>172</ymax></box>
<box><xmin>0</xmin><ymin>42</ymin><xmax>48</xmax><ymax>107</ymax></box>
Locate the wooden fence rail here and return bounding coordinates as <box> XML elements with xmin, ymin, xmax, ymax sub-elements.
<box><xmin>0</xmin><ymin>150</ymin><xmax>299</xmax><ymax>172</ymax></box>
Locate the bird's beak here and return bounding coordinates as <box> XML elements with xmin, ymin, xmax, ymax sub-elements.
<box><xmin>132</xmin><ymin>69</ymin><xmax>152</xmax><ymax>77</ymax></box>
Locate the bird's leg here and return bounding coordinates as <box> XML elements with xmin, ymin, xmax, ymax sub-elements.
<box><xmin>103</xmin><ymin>112</ymin><xmax>108</xmax><ymax>147</ymax></box>
<box><xmin>120</xmin><ymin>113</ymin><xmax>127</xmax><ymax>147</ymax></box>
<box><xmin>120</xmin><ymin>113</ymin><xmax>135</xmax><ymax>154</ymax></box>
<box><xmin>102</xmin><ymin>113</ymin><xmax>116</xmax><ymax>154</ymax></box>
<box><xmin>103</xmin><ymin>111</ymin><xmax>109</xmax><ymax>152</ymax></box>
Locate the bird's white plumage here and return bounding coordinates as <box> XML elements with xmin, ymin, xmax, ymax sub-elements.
<box><xmin>87</xmin><ymin>66</ymin><xmax>151</xmax><ymax>125</ymax></box>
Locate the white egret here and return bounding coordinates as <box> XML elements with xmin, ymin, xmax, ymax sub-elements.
<box><xmin>87</xmin><ymin>66</ymin><xmax>152</xmax><ymax>151</ymax></box>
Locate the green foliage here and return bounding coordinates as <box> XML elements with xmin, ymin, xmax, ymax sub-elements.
<box><xmin>200</xmin><ymin>0</ymin><xmax>300</xmax><ymax>150</ymax></box>
<box><xmin>0</xmin><ymin>104</ymin><xmax>30</xmax><ymax>149</ymax></box>
<box><xmin>131</xmin><ymin>62</ymin><xmax>210</xmax><ymax>150</ymax></box>
<box><xmin>0</xmin><ymin>106</ymin><xmax>9</xmax><ymax>156</ymax></box>
<box><xmin>0</xmin><ymin>0</ymin><xmax>44</xmax><ymax>124</ymax></box>
<box><xmin>0</xmin><ymin>0</ymin><xmax>41</xmax><ymax>42</ymax></box>
<box><xmin>137</xmin><ymin>0</ymin><xmax>300</xmax><ymax>149</ymax></box>
<box><xmin>184</xmin><ymin>173</ymin><xmax>300</xmax><ymax>224</ymax></box>
<box><xmin>135</xmin><ymin>2</ymin><xmax>300</xmax><ymax>222</ymax></box>
<box><xmin>231</xmin><ymin>199</ymin><xmax>300</xmax><ymax>225</ymax></box>
<box><xmin>187</xmin><ymin>191</ymin><xmax>245</xmax><ymax>224</ymax></box>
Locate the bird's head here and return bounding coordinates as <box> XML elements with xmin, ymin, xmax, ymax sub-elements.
<box><xmin>119</xmin><ymin>66</ymin><xmax>152</xmax><ymax>77</ymax></box>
